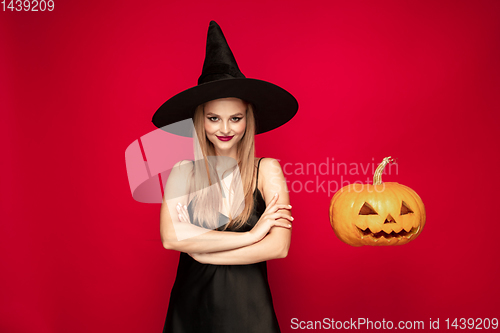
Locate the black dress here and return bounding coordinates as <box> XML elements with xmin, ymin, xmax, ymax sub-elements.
<box><xmin>163</xmin><ymin>158</ymin><xmax>280</xmax><ymax>333</ymax></box>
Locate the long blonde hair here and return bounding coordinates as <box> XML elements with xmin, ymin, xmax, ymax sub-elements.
<box><xmin>187</xmin><ymin>100</ymin><xmax>257</xmax><ymax>230</ymax></box>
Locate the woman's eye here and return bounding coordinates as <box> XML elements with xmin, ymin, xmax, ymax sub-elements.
<box><xmin>207</xmin><ymin>117</ymin><xmax>242</xmax><ymax>122</ymax></box>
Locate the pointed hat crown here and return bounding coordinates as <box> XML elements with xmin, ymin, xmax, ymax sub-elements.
<box><xmin>198</xmin><ymin>21</ymin><xmax>245</xmax><ymax>85</ymax></box>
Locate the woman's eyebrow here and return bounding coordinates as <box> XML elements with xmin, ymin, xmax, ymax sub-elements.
<box><xmin>206</xmin><ymin>112</ymin><xmax>244</xmax><ymax>116</ymax></box>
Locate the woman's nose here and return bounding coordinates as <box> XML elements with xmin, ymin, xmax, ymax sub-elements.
<box><xmin>219</xmin><ymin>120</ymin><xmax>231</xmax><ymax>134</ymax></box>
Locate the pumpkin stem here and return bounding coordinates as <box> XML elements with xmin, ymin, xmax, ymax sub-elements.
<box><xmin>373</xmin><ymin>156</ymin><xmax>396</xmax><ymax>185</ymax></box>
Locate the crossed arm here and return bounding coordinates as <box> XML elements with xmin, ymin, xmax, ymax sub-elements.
<box><xmin>188</xmin><ymin>221</ymin><xmax>291</xmax><ymax>265</ymax></box>
<box><xmin>160</xmin><ymin>158</ymin><xmax>293</xmax><ymax>265</ymax></box>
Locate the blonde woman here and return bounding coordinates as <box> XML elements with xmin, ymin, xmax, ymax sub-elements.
<box><xmin>153</xmin><ymin>21</ymin><xmax>298</xmax><ymax>333</ymax></box>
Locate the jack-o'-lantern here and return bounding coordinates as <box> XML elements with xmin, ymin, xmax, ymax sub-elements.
<box><xmin>329</xmin><ymin>157</ymin><xmax>426</xmax><ymax>247</ymax></box>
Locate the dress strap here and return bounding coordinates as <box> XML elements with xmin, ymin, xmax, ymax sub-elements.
<box><xmin>256</xmin><ymin>157</ymin><xmax>265</xmax><ymax>189</ymax></box>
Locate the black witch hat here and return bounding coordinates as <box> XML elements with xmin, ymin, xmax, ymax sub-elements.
<box><xmin>151</xmin><ymin>21</ymin><xmax>298</xmax><ymax>137</ymax></box>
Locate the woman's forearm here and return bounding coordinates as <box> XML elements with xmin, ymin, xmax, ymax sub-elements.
<box><xmin>190</xmin><ymin>227</ymin><xmax>291</xmax><ymax>265</ymax></box>
<box><xmin>162</xmin><ymin>223</ymin><xmax>257</xmax><ymax>254</ymax></box>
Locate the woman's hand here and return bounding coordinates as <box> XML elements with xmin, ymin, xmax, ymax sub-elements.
<box><xmin>176</xmin><ymin>202</ymin><xmax>191</xmax><ymax>223</ymax></box>
<box><xmin>249</xmin><ymin>192</ymin><xmax>293</xmax><ymax>243</ymax></box>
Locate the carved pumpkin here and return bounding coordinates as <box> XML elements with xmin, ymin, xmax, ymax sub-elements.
<box><xmin>329</xmin><ymin>157</ymin><xmax>426</xmax><ymax>247</ymax></box>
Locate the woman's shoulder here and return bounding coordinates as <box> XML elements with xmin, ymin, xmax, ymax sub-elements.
<box><xmin>164</xmin><ymin>160</ymin><xmax>194</xmax><ymax>199</ymax></box>
<box><xmin>170</xmin><ymin>159</ymin><xmax>194</xmax><ymax>179</ymax></box>
<box><xmin>174</xmin><ymin>159</ymin><xmax>194</xmax><ymax>167</ymax></box>
<box><xmin>172</xmin><ymin>159</ymin><xmax>195</xmax><ymax>172</ymax></box>
<box><xmin>255</xmin><ymin>156</ymin><xmax>281</xmax><ymax>164</ymax></box>
<box><xmin>255</xmin><ymin>157</ymin><xmax>283</xmax><ymax>174</ymax></box>
<box><xmin>255</xmin><ymin>157</ymin><xmax>287</xmax><ymax>202</ymax></box>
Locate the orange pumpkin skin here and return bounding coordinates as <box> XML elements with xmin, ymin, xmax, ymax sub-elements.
<box><xmin>329</xmin><ymin>159</ymin><xmax>426</xmax><ymax>247</ymax></box>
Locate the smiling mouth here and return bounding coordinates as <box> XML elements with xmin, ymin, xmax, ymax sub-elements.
<box><xmin>216</xmin><ymin>136</ymin><xmax>234</xmax><ymax>141</ymax></box>
<box><xmin>357</xmin><ymin>226</ymin><xmax>420</xmax><ymax>240</ymax></box>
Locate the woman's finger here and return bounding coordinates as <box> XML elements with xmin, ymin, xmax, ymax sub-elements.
<box><xmin>274</xmin><ymin>221</ymin><xmax>293</xmax><ymax>229</ymax></box>
<box><xmin>268</xmin><ymin>211</ymin><xmax>294</xmax><ymax>222</ymax></box>
<box><xmin>177</xmin><ymin>203</ymin><xmax>190</xmax><ymax>223</ymax></box>
<box><xmin>176</xmin><ymin>203</ymin><xmax>183</xmax><ymax>222</ymax></box>
<box><xmin>270</xmin><ymin>204</ymin><xmax>292</xmax><ymax>213</ymax></box>
<box><xmin>181</xmin><ymin>205</ymin><xmax>190</xmax><ymax>223</ymax></box>
<box><xmin>276</xmin><ymin>222</ymin><xmax>292</xmax><ymax>228</ymax></box>
<box><xmin>264</xmin><ymin>193</ymin><xmax>280</xmax><ymax>213</ymax></box>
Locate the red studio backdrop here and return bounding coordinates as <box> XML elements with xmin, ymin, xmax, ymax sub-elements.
<box><xmin>1</xmin><ymin>1</ymin><xmax>499</xmax><ymax>332</ymax></box>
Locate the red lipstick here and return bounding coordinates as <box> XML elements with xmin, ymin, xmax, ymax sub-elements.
<box><xmin>216</xmin><ymin>135</ymin><xmax>234</xmax><ymax>141</ymax></box>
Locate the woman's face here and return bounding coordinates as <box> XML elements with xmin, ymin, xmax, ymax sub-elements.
<box><xmin>204</xmin><ymin>97</ymin><xmax>247</xmax><ymax>157</ymax></box>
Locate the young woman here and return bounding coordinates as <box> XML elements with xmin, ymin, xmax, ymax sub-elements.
<box><xmin>152</xmin><ymin>21</ymin><xmax>298</xmax><ymax>333</ymax></box>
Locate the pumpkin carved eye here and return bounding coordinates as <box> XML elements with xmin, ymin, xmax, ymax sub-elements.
<box><xmin>359</xmin><ymin>202</ymin><xmax>378</xmax><ymax>215</ymax></box>
<box><xmin>400</xmin><ymin>201</ymin><xmax>414</xmax><ymax>215</ymax></box>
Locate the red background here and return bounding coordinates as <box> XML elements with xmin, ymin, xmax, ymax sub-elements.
<box><xmin>2</xmin><ymin>0</ymin><xmax>499</xmax><ymax>332</ymax></box>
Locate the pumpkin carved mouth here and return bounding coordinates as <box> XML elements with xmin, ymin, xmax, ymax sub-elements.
<box><xmin>357</xmin><ymin>226</ymin><xmax>420</xmax><ymax>240</ymax></box>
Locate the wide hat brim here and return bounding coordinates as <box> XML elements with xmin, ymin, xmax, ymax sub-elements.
<box><xmin>152</xmin><ymin>77</ymin><xmax>298</xmax><ymax>137</ymax></box>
